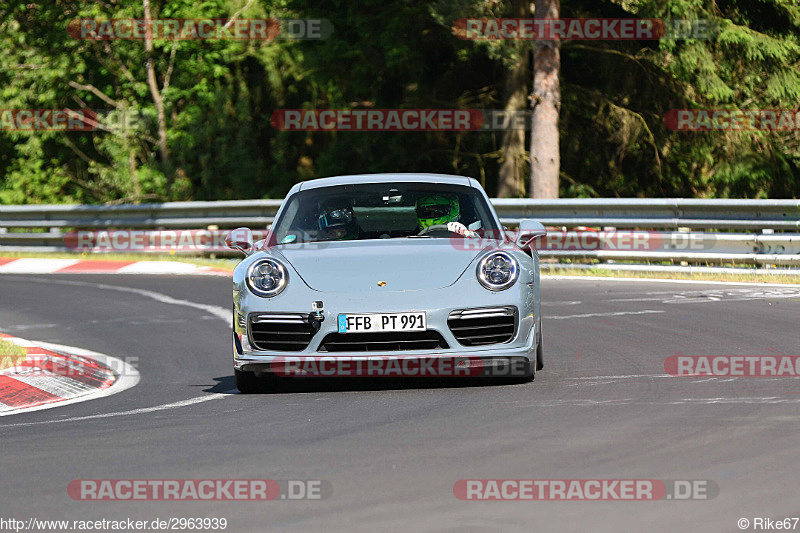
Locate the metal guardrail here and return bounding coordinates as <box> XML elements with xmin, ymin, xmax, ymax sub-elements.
<box><xmin>0</xmin><ymin>230</ymin><xmax>798</xmax><ymax>264</ymax></box>
<box><xmin>541</xmin><ymin>250</ymin><xmax>800</xmax><ymax>266</ymax></box>
<box><xmin>0</xmin><ymin>200</ymin><xmax>283</xmax><ymax>229</ymax></box>
<box><xmin>492</xmin><ymin>198</ymin><xmax>800</xmax><ymax>230</ymax></box>
<box><xmin>537</xmin><ymin>231</ymin><xmax>800</xmax><ymax>266</ymax></box>
<box><xmin>1</xmin><ymin>198</ymin><xmax>799</xmax><ymax>265</ymax></box>
<box><xmin>0</xmin><ymin>198</ymin><xmax>798</xmax><ymax>229</ymax></box>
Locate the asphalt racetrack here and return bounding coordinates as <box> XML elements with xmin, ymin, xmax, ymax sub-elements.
<box><xmin>1</xmin><ymin>274</ymin><xmax>799</xmax><ymax>532</ymax></box>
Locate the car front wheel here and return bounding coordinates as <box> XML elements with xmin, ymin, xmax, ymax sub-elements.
<box><xmin>536</xmin><ymin>335</ymin><xmax>544</xmax><ymax>371</ymax></box>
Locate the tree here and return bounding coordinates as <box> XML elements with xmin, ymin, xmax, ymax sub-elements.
<box><xmin>530</xmin><ymin>0</ymin><xmax>561</xmax><ymax>198</ymax></box>
<box><xmin>1</xmin><ymin>0</ymin><xmax>799</xmax><ymax>204</ymax></box>
<box><xmin>496</xmin><ymin>0</ymin><xmax>531</xmax><ymax>198</ymax></box>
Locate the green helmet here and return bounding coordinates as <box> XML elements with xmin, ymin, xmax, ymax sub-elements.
<box><xmin>415</xmin><ymin>194</ymin><xmax>460</xmax><ymax>230</ymax></box>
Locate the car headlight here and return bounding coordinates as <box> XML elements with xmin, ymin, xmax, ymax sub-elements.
<box><xmin>246</xmin><ymin>258</ymin><xmax>288</xmax><ymax>297</ymax></box>
<box><xmin>476</xmin><ymin>252</ymin><xmax>519</xmax><ymax>291</ymax></box>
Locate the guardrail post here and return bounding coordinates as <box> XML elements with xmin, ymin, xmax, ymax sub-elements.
<box><xmin>208</xmin><ymin>225</ymin><xmax>219</xmax><ymax>259</ymax></box>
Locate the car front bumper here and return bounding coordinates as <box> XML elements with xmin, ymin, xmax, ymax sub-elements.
<box><xmin>233</xmin><ymin>299</ymin><xmax>539</xmax><ymax>376</ymax></box>
<box><xmin>232</xmin><ymin>247</ymin><xmax>541</xmax><ymax>376</ymax></box>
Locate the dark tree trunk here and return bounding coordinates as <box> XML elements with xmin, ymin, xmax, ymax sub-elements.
<box><xmin>530</xmin><ymin>0</ymin><xmax>561</xmax><ymax>198</ymax></box>
<box><xmin>143</xmin><ymin>0</ymin><xmax>170</xmax><ymax>185</ymax></box>
<box><xmin>497</xmin><ymin>0</ymin><xmax>530</xmax><ymax>198</ymax></box>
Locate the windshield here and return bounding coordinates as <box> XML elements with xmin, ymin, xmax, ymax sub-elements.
<box><xmin>271</xmin><ymin>183</ymin><xmax>500</xmax><ymax>244</ymax></box>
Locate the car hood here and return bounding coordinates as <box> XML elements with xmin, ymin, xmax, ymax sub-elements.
<box><xmin>271</xmin><ymin>239</ymin><xmax>485</xmax><ymax>292</ymax></box>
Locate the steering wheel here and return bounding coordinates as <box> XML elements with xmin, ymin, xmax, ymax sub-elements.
<box><xmin>416</xmin><ymin>224</ymin><xmax>459</xmax><ymax>236</ymax></box>
<box><xmin>417</xmin><ymin>224</ymin><xmax>477</xmax><ymax>238</ymax></box>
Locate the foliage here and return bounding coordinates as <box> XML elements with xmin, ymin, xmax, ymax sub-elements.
<box><xmin>0</xmin><ymin>0</ymin><xmax>797</xmax><ymax>203</ymax></box>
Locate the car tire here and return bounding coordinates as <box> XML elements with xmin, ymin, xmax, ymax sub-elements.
<box><xmin>536</xmin><ymin>334</ymin><xmax>544</xmax><ymax>371</ymax></box>
<box><xmin>519</xmin><ymin>360</ymin><xmax>535</xmax><ymax>383</ymax></box>
<box><xmin>499</xmin><ymin>359</ymin><xmax>534</xmax><ymax>384</ymax></box>
<box><xmin>235</xmin><ymin>368</ymin><xmax>277</xmax><ymax>394</ymax></box>
<box><xmin>502</xmin><ymin>360</ymin><xmax>534</xmax><ymax>385</ymax></box>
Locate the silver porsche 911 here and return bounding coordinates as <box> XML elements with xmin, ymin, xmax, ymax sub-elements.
<box><xmin>226</xmin><ymin>173</ymin><xmax>546</xmax><ymax>392</ymax></box>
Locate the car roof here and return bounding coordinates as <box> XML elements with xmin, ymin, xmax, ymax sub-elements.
<box><xmin>293</xmin><ymin>173</ymin><xmax>476</xmax><ymax>192</ymax></box>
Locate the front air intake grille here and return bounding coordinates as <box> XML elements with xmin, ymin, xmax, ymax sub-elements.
<box><xmin>248</xmin><ymin>313</ymin><xmax>316</xmax><ymax>352</ymax></box>
<box><xmin>447</xmin><ymin>307</ymin><xmax>517</xmax><ymax>346</ymax></box>
<box><xmin>318</xmin><ymin>331</ymin><xmax>449</xmax><ymax>352</ymax></box>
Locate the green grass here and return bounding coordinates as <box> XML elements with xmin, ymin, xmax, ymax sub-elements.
<box><xmin>545</xmin><ymin>266</ymin><xmax>800</xmax><ymax>284</ymax></box>
<box><xmin>0</xmin><ymin>338</ymin><xmax>26</xmax><ymax>370</ymax></box>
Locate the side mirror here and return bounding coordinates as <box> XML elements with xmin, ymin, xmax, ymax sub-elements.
<box><xmin>225</xmin><ymin>227</ymin><xmax>254</xmax><ymax>256</ymax></box>
<box><xmin>516</xmin><ymin>219</ymin><xmax>546</xmax><ymax>249</ymax></box>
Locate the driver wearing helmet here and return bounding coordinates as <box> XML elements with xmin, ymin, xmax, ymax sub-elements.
<box><xmin>415</xmin><ymin>194</ymin><xmax>477</xmax><ymax>238</ymax></box>
<box><xmin>318</xmin><ymin>205</ymin><xmax>360</xmax><ymax>241</ymax></box>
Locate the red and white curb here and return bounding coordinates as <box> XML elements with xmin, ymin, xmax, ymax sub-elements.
<box><xmin>0</xmin><ymin>333</ymin><xmax>139</xmax><ymax>416</ymax></box>
<box><xmin>0</xmin><ymin>258</ymin><xmax>230</xmax><ymax>276</ymax></box>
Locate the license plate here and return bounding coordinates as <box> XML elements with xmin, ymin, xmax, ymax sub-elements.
<box><xmin>338</xmin><ymin>312</ymin><xmax>427</xmax><ymax>333</ymax></box>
